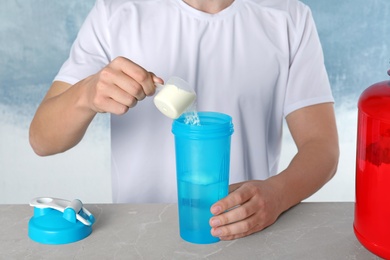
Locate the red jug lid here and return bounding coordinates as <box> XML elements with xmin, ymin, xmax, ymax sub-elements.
<box><xmin>358</xmin><ymin>70</ymin><xmax>390</xmax><ymax>121</ymax></box>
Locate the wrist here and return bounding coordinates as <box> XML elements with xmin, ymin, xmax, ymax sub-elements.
<box><xmin>265</xmin><ymin>174</ymin><xmax>295</xmax><ymax>214</ymax></box>
<box><xmin>73</xmin><ymin>77</ymin><xmax>98</xmax><ymax>117</ymax></box>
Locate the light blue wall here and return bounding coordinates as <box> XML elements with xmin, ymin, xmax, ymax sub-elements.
<box><xmin>302</xmin><ymin>0</ymin><xmax>390</xmax><ymax>105</ymax></box>
<box><xmin>1</xmin><ymin>0</ymin><xmax>389</xmax><ymax>203</ymax></box>
<box><xmin>1</xmin><ymin>1</ymin><xmax>96</xmax><ymax>123</ymax></box>
<box><xmin>0</xmin><ymin>0</ymin><xmax>110</xmax><ymax>204</ymax></box>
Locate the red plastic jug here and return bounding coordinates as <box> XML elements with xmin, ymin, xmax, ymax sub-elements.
<box><xmin>354</xmin><ymin>69</ymin><xmax>390</xmax><ymax>258</ymax></box>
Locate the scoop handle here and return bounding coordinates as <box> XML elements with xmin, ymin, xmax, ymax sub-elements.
<box><xmin>155</xmin><ymin>83</ymin><xmax>164</xmax><ymax>92</ymax></box>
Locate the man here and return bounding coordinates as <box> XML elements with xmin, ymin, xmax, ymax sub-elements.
<box><xmin>30</xmin><ymin>0</ymin><xmax>339</xmax><ymax>240</ymax></box>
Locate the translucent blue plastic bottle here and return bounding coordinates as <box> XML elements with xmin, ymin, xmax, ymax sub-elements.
<box><xmin>172</xmin><ymin>111</ymin><xmax>234</xmax><ymax>244</ymax></box>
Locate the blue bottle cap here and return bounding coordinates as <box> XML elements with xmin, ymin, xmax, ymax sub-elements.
<box><xmin>28</xmin><ymin>197</ymin><xmax>95</xmax><ymax>245</ymax></box>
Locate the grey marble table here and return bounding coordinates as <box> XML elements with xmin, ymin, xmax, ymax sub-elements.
<box><xmin>0</xmin><ymin>202</ymin><xmax>382</xmax><ymax>259</ymax></box>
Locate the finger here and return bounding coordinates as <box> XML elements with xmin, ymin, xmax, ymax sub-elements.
<box><xmin>218</xmin><ymin>224</ymin><xmax>263</xmax><ymax>241</ymax></box>
<box><xmin>115</xmin><ymin>76</ymin><xmax>146</xmax><ymax>101</ymax></box>
<box><xmin>210</xmin><ymin>197</ymin><xmax>258</xmax><ymax>228</ymax></box>
<box><xmin>94</xmin><ymin>77</ymin><xmax>138</xmax><ymax>112</ymax></box>
<box><xmin>109</xmin><ymin>85</ymin><xmax>138</xmax><ymax>109</ymax></box>
<box><xmin>211</xmin><ymin>214</ymin><xmax>260</xmax><ymax>238</ymax></box>
<box><xmin>95</xmin><ymin>95</ymin><xmax>133</xmax><ymax>115</ymax></box>
<box><xmin>228</xmin><ymin>182</ymin><xmax>243</xmax><ymax>193</ymax></box>
<box><xmin>103</xmin><ymin>66</ymin><xmax>146</xmax><ymax>101</ymax></box>
<box><xmin>152</xmin><ymin>73</ymin><xmax>164</xmax><ymax>85</ymax></box>
<box><xmin>142</xmin><ymin>73</ymin><xmax>164</xmax><ymax>97</ymax></box>
<box><xmin>211</xmin><ymin>183</ymin><xmax>255</xmax><ymax>215</ymax></box>
<box><xmin>111</xmin><ymin>57</ymin><xmax>157</xmax><ymax>96</ymax></box>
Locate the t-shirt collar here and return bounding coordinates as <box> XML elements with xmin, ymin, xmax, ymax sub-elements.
<box><xmin>173</xmin><ymin>0</ymin><xmax>243</xmax><ymax>20</ymax></box>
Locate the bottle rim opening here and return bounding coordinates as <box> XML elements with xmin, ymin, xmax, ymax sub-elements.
<box><xmin>172</xmin><ymin>111</ymin><xmax>234</xmax><ymax>139</ymax></box>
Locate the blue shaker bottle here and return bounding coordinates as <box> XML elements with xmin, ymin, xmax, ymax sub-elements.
<box><xmin>172</xmin><ymin>111</ymin><xmax>234</xmax><ymax>244</ymax></box>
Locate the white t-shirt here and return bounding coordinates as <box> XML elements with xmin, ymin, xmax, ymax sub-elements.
<box><xmin>54</xmin><ymin>0</ymin><xmax>334</xmax><ymax>203</ymax></box>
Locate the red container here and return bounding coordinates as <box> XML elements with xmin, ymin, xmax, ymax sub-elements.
<box><xmin>354</xmin><ymin>70</ymin><xmax>390</xmax><ymax>258</ymax></box>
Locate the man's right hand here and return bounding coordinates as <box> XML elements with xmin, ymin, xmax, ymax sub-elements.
<box><xmin>83</xmin><ymin>56</ymin><xmax>163</xmax><ymax>115</ymax></box>
<box><xmin>29</xmin><ymin>56</ymin><xmax>163</xmax><ymax>156</ymax></box>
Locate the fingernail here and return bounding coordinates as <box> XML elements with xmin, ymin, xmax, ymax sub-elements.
<box><xmin>213</xmin><ymin>229</ymin><xmax>222</xmax><ymax>237</ymax></box>
<box><xmin>211</xmin><ymin>205</ymin><xmax>222</xmax><ymax>214</ymax></box>
<box><xmin>210</xmin><ymin>218</ymin><xmax>221</xmax><ymax>227</ymax></box>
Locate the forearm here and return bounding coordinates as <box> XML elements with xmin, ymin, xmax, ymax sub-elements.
<box><xmin>209</xmin><ymin>103</ymin><xmax>339</xmax><ymax>240</ymax></box>
<box><xmin>29</xmin><ymin>58</ymin><xmax>162</xmax><ymax>156</ymax></box>
<box><xmin>268</xmin><ymin>139</ymin><xmax>339</xmax><ymax>213</ymax></box>
<box><xmin>29</xmin><ymin>80</ymin><xmax>96</xmax><ymax>156</ymax></box>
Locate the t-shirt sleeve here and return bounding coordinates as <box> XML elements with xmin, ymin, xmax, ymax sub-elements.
<box><xmin>54</xmin><ymin>0</ymin><xmax>111</xmax><ymax>85</ymax></box>
<box><xmin>283</xmin><ymin>4</ymin><xmax>334</xmax><ymax>117</ymax></box>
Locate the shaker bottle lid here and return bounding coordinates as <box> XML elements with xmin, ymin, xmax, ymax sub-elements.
<box><xmin>28</xmin><ymin>197</ymin><xmax>95</xmax><ymax>244</ymax></box>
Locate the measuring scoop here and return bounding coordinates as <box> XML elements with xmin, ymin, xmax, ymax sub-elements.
<box><xmin>154</xmin><ymin>76</ymin><xmax>196</xmax><ymax>119</ymax></box>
